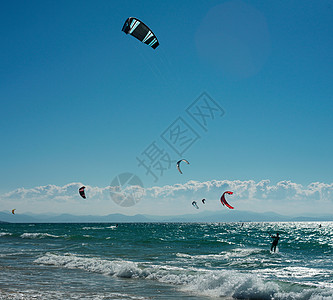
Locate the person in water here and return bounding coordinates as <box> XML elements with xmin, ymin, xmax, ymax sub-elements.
<box><xmin>270</xmin><ymin>233</ymin><xmax>280</xmax><ymax>252</ymax></box>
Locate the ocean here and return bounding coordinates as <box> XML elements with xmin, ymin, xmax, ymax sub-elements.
<box><xmin>0</xmin><ymin>222</ymin><xmax>332</xmax><ymax>299</ymax></box>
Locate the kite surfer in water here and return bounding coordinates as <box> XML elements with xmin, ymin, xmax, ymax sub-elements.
<box><xmin>270</xmin><ymin>233</ymin><xmax>280</xmax><ymax>252</ymax></box>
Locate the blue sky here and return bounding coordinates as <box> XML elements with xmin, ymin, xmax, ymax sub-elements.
<box><xmin>1</xmin><ymin>0</ymin><xmax>333</xmax><ymax>215</ymax></box>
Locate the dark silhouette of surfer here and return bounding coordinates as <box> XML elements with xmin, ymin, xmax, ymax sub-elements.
<box><xmin>270</xmin><ymin>233</ymin><xmax>280</xmax><ymax>252</ymax></box>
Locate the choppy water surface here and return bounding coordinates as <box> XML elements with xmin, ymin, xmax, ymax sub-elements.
<box><xmin>1</xmin><ymin>222</ymin><xmax>332</xmax><ymax>299</ymax></box>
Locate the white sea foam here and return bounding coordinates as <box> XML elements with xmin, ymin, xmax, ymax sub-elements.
<box><xmin>176</xmin><ymin>253</ymin><xmax>192</xmax><ymax>258</ymax></box>
<box><xmin>20</xmin><ymin>233</ymin><xmax>60</xmax><ymax>239</ymax></box>
<box><xmin>82</xmin><ymin>226</ymin><xmax>105</xmax><ymax>230</ymax></box>
<box><xmin>176</xmin><ymin>247</ymin><xmax>264</xmax><ymax>261</ymax></box>
<box><xmin>176</xmin><ymin>252</ymin><xmax>225</xmax><ymax>260</ymax></box>
<box><xmin>0</xmin><ymin>232</ymin><xmax>12</xmax><ymax>237</ymax></box>
<box><xmin>0</xmin><ymin>289</ymin><xmax>148</xmax><ymax>300</ymax></box>
<box><xmin>34</xmin><ymin>253</ymin><xmax>149</xmax><ymax>278</ymax></box>
<box><xmin>106</xmin><ymin>225</ymin><xmax>118</xmax><ymax>229</ymax></box>
<box><xmin>181</xmin><ymin>270</ymin><xmax>333</xmax><ymax>300</ymax></box>
<box><xmin>254</xmin><ymin>266</ymin><xmax>333</xmax><ymax>281</ymax></box>
<box><xmin>34</xmin><ymin>253</ymin><xmax>333</xmax><ymax>300</ymax></box>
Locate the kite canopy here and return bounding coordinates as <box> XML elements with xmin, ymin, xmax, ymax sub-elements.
<box><xmin>12</xmin><ymin>209</ymin><xmax>16</xmax><ymax>215</ymax></box>
<box><xmin>202</xmin><ymin>199</ymin><xmax>206</xmax><ymax>204</ymax></box>
<box><xmin>220</xmin><ymin>191</ymin><xmax>234</xmax><ymax>209</ymax></box>
<box><xmin>192</xmin><ymin>201</ymin><xmax>199</xmax><ymax>209</ymax></box>
<box><xmin>79</xmin><ymin>186</ymin><xmax>86</xmax><ymax>199</ymax></box>
<box><xmin>122</xmin><ymin>17</ymin><xmax>159</xmax><ymax>49</ymax></box>
<box><xmin>177</xmin><ymin>159</ymin><xmax>190</xmax><ymax>174</ymax></box>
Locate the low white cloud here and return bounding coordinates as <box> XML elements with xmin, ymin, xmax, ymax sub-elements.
<box><xmin>1</xmin><ymin>180</ymin><xmax>333</xmax><ymax>216</ymax></box>
<box><xmin>145</xmin><ymin>179</ymin><xmax>333</xmax><ymax>202</ymax></box>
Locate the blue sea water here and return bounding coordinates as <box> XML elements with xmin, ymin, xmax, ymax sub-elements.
<box><xmin>0</xmin><ymin>222</ymin><xmax>333</xmax><ymax>299</ymax></box>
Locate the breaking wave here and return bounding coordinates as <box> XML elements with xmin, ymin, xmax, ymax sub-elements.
<box><xmin>20</xmin><ymin>233</ymin><xmax>60</xmax><ymax>239</ymax></box>
<box><xmin>34</xmin><ymin>253</ymin><xmax>333</xmax><ymax>300</ymax></box>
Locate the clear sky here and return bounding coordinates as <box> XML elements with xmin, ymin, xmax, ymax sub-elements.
<box><xmin>1</xmin><ymin>0</ymin><xmax>333</xmax><ymax>216</ymax></box>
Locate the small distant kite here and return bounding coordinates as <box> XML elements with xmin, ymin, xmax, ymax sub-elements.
<box><xmin>220</xmin><ymin>191</ymin><xmax>234</xmax><ymax>209</ymax></box>
<box><xmin>202</xmin><ymin>199</ymin><xmax>206</xmax><ymax>204</ymax></box>
<box><xmin>122</xmin><ymin>17</ymin><xmax>159</xmax><ymax>49</ymax></box>
<box><xmin>192</xmin><ymin>201</ymin><xmax>199</xmax><ymax>209</ymax></box>
<box><xmin>79</xmin><ymin>186</ymin><xmax>86</xmax><ymax>199</ymax></box>
<box><xmin>177</xmin><ymin>159</ymin><xmax>190</xmax><ymax>174</ymax></box>
<box><xmin>12</xmin><ymin>209</ymin><xmax>16</xmax><ymax>215</ymax></box>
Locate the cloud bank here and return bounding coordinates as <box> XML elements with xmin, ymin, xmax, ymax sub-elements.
<box><xmin>1</xmin><ymin>180</ymin><xmax>333</xmax><ymax>216</ymax></box>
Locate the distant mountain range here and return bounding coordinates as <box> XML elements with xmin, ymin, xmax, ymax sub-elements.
<box><xmin>1</xmin><ymin>210</ymin><xmax>333</xmax><ymax>223</ymax></box>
